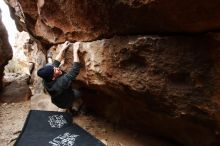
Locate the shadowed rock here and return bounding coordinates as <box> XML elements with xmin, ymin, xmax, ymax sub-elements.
<box><xmin>48</xmin><ymin>35</ymin><xmax>220</xmax><ymax>146</ymax></box>
<box><xmin>6</xmin><ymin>0</ymin><xmax>220</xmax><ymax>43</ymax></box>
<box><xmin>0</xmin><ymin>73</ymin><xmax>31</xmax><ymax>103</ymax></box>
<box><xmin>0</xmin><ymin>9</ymin><xmax>13</xmax><ymax>89</ymax></box>
<box><xmin>4</xmin><ymin>1</ymin><xmax>220</xmax><ymax>145</ymax></box>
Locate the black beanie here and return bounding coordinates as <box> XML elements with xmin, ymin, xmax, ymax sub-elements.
<box><xmin>37</xmin><ymin>65</ymin><xmax>54</xmax><ymax>81</ymax></box>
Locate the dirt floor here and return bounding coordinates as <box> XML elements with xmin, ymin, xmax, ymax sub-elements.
<box><xmin>74</xmin><ymin>114</ymin><xmax>175</xmax><ymax>146</ymax></box>
<box><xmin>0</xmin><ymin>99</ymin><xmax>176</xmax><ymax>146</ymax></box>
<box><xmin>0</xmin><ymin>101</ymin><xmax>30</xmax><ymax>146</ymax></box>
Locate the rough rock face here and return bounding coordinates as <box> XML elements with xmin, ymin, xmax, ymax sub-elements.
<box><xmin>0</xmin><ymin>9</ymin><xmax>13</xmax><ymax>89</ymax></box>
<box><xmin>21</xmin><ymin>38</ymin><xmax>46</xmax><ymax>94</ymax></box>
<box><xmin>5</xmin><ymin>1</ymin><xmax>220</xmax><ymax>146</ymax></box>
<box><xmin>0</xmin><ymin>73</ymin><xmax>31</xmax><ymax>103</ymax></box>
<box><xmin>7</xmin><ymin>0</ymin><xmax>220</xmax><ymax>43</ymax></box>
<box><xmin>48</xmin><ymin>35</ymin><xmax>220</xmax><ymax>146</ymax></box>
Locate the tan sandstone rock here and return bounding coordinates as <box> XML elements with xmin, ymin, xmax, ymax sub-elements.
<box><xmin>6</xmin><ymin>0</ymin><xmax>220</xmax><ymax>43</ymax></box>
<box><xmin>0</xmin><ymin>73</ymin><xmax>31</xmax><ymax>103</ymax></box>
<box><xmin>48</xmin><ymin>35</ymin><xmax>220</xmax><ymax>146</ymax></box>
<box><xmin>4</xmin><ymin>1</ymin><xmax>220</xmax><ymax>146</ymax></box>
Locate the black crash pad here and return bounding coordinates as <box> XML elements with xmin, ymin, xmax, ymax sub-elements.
<box><xmin>14</xmin><ymin>110</ymin><xmax>105</xmax><ymax>146</ymax></box>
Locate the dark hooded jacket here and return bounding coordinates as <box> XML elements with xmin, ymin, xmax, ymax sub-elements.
<box><xmin>43</xmin><ymin>60</ymin><xmax>80</xmax><ymax>108</ymax></box>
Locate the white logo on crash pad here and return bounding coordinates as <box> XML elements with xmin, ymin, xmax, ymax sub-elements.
<box><xmin>48</xmin><ymin>115</ymin><xmax>67</xmax><ymax>128</ymax></box>
<box><xmin>49</xmin><ymin>132</ymin><xmax>79</xmax><ymax>146</ymax></box>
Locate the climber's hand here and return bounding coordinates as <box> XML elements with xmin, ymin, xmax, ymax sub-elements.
<box><xmin>61</xmin><ymin>41</ymin><xmax>70</xmax><ymax>52</ymax></box>
<box><xmin>47</xmin><ymin>51</ymin><xmax>53</xmax><ymax>58</ymax></box>
<box><xmin>73</xmin><ymin>42</ymin><xmax>80</xmax><ymax>54</ymax></box>
<box><xmin>55</xmin><ymin>41</ymin><xmax>71</xmax><ymax>62</ymax></box>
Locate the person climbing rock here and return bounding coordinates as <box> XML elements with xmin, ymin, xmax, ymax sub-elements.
<box><xmin>37</xmin><ymin>41</ymin><xmax>83</xmax><ymax>114</ymax></box>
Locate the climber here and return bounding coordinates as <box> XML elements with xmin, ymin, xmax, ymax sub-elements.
<box><xmin>37</xmin><ymin>41</ymin><xmax>83</xmax><ymax>114</ymax></box>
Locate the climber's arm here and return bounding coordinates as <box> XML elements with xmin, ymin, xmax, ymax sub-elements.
<box><xmin>47</xmin><ymin>51</ymin><xmax>53</xmax><ymax>64</ymax></box>
<box><xmin>48</xmin><ymin>58</ymin><xmax>53</xmax><ymax>64</ymax></box>
<box><xmin>73</xmin><ymin>42</ymin><xmax>80</xmax><ymax>63</ymax></box>
<box><xmin>50</xmin><ymin>41</ymin><xmax>70</xmax><ymax>67</ymax></box>
<box><xmin>55</xmin><ymin>41</ymin><xmax>70</xmax><ymax>62</ymax></box>
<box><xmin>63</xmin><ymin>42</ymin><xmax>81</xmax><ymax>79</ymax></box>
<box><xmin>56</xmin><ymin>42</ymin><xmax>81</xmax><ymax>84</ymax></box>
<box><xmin>59</xmin><ymin>42</ymin><xmax>81</xmax><ymax>81</ymax></box>
<box><xmin>51</xmin><ymin>43</ymin><xmax>81</xmax><ymax>92</ymax></box>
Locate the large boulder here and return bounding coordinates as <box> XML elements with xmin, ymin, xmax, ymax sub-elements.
<box><xmin>6</xmin><ymin>0</ymin><xmax>220</xmax><ymax>43</ymax></box>
<box><xmin>5</xmin><ymin>1</ymin><xmax>220</xmax><ymax>145</ymax></box>
<box><xmin>47</xmin><ymin>35</ymin><xmax>220</xmax><ymax>146</ymax></box>
<box><xmin>0</xmin><ymin>9</ymin><xmax>13</xmax><ymax>89</ymax></box>
<box><xmin>0</xmin><ymin>73</ymin><xmax>31</xmax><ymax>103</ymax></box>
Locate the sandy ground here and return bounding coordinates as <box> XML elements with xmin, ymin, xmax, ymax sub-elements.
<box><xmin>74</xmin><ymin>114</ymin><xmax>175</xmax><ymax>146</ymax></box>
<box><xmin>0</xmin><ymin>99</ymin><xmax>175</xmax><ymax>146</ymax></box>
<box><xmin>0</xmin><ymin>101</ymin><xmax>30</xmax><ymax>146</ymax></box>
